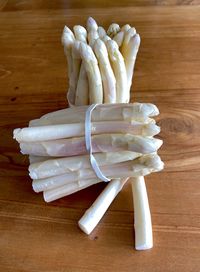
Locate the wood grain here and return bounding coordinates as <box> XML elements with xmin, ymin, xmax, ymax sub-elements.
<box><xmin>0</xmin><ymin>2</ymin><xmax>200</xmax><ymax>271</ymax></box>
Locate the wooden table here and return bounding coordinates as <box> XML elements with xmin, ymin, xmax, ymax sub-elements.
<box><xmin>0</xmin><ymin>1</ymin><xmax>200</xmax><ymax>271</ymax></box>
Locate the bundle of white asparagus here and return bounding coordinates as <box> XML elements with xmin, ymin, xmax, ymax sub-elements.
<box><xmin>13</xmin><ymin>17</ymin><xmax>164</xmax><ymax>251</ymax></box>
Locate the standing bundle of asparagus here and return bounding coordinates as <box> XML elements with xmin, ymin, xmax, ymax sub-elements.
<box><xmin>13</xmin><ymin>17</ymin><xmax>164</xmax><ymax>251</ymax></box>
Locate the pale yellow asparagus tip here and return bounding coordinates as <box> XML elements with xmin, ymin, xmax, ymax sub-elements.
<box><xmin>73</xmin><ymin>25</ymin><xmax>87</xmax><ymax>43</ymax></box>
<box><xmin>107</xmin><ymin>23</ymin><xmax>120</xmax><ymax>37</ymax></box>
<box><xmin>61</xmin><ymin>26</ymin><xmax>75</xmax><ymax>46</ymax></box>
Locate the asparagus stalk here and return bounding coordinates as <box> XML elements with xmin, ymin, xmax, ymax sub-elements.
<box><xmin>98</xmin><ymin>26</ymin><xmax>106</xmax><ymax>38</ymax></box>
<box><xmin>122</xmin><ymin>33</ymin><xmax>141</xmax><ymax>92</ymax></box>
<box><xmin>131</xmin><ymin>176</ymin><xmax>153</xmax><ymax>250</ymax></box>
<box><xmin>43</xmin><ymin>178</ymin><xmax>101</xmax><ymax>202</ymax></box>
<box><xmin>29</xmin><ymin>151</ymin><xmax>140</xmax><ymax>179</ymax></box>
<box><xmin>79</xmin><ymin>178</ymin><xmax>128</xmax><ymax>234</ymax></box>
<box><xmin>75</xmin><ymin>64</ymin><xmax>89</xmax><ymax>106</ymax></box>
<box><xmin>87</xmin><ymin>17</ymin><xmax>99</xmax><ymax>47</ymax></box>
<box><xmin>19</xmin><ymin>134</ymin><xmax>163</xmax><ymax>157</ymax></box>
<box><xmin>33</xmin><ymin>154</ymin><xmax>163</xmax><ymax>194</ymax></box>
<box><xmin>79</xmin><ymin>43</ymin><xmax>103</xmax><ymax>104</ymax></box>
<box><xmin>61</xmin><ymin>26</ymin><xmax>76</xmax><ymax>105</ymax></box>
<box><xmin>14</xmin><ymin>121</ymin><xmax>160</xmax><ymax>142</ymax></box>
<box><xmin>29</xmin><ymin>103</ymin><xmax>159</xmax><ymax>127</ymax></box>
<box><xmin>94</xmin><ymin>39</ymin><xmax>116</xmax><ymax>103</ymax></box>
<box><xmin>73</xmin><ymin>25</ymin><xmax>87</xmax><ymax>43</ymax></box>
<box><xmin>106</xmin><ymin>40</ymin><xmax>128</xmax><ymax>103</ymax></box>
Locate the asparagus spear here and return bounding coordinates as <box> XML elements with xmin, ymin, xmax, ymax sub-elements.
<box><xmin>79</xmin><ymin>43</ymin><xmax>103</xmax><ymax>104</ymax></box>
<box><xmin>94</xmin><ymin>39</ymin><xmax>116</xmax><ymax>103</ymax></box>
<box><xmin>73</xmin><ymin>25</ymin><xmax>87</xmax><ymax>43</ymax></box>
<box><xmin>19</xmin><ymin>134</ymin><xmax>163</xmax><ymax>157</ymax></box>
<box><xmin>33</xmin><ymin>154</ymin><xmax>164</xmax><ymax>194</ymax></box>
<box><xmin>106</xmin><ymin>40</ymin><xmax>128</xmax><ymax>102</ymax></box>
<box><xmin>122</xmin><ymin>33</ymin><xmax>141</xmax><ymax>92</ymax></box>
<box><xmin>97</xmin><ymin>26</ymin><xmax>106</xmax><ymax>38</ymax></box>
<box><xmin>61</xmin><ymin>26</ymin><xmax>76</xmax><ymax>104</ymax></box>
<box><xmin>14</xmin><ymin>121</ymin><xmax>160</xmax><ymax>142</ymax></box>
<box><xmin>30</xmin><ymin>103</ymin><xmax>159</xmax><ymax>127</ymax></box>
<box><xmin>87</xmin><ymin>17</ymin><xmax>99</xmax><ymax>47</ymax></box>
<box><xmin>29</xmin><ymin>151</ymin><xmax>141</xmax><ymax>179</ymax></box>
<box><xmin>107</xmin><ymin>23</ymin><xmax>120</xmax><ymax>38</ymax></box>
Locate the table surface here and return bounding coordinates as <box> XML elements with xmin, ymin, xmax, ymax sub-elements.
<box><xmin>0</xmin><ymin>1</ymin><xmax>200</xmax><ymax>271</ymax></box>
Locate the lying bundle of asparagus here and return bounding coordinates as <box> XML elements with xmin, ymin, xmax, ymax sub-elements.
<box><xmin>13</xmin><ymin>17</ymin><xmax>164</xmax><ymax>251</ymax></box>
<box><xmin>13</xmin><ymin>103</ymin><xmax>163</xmax><ymax>202</ymax></box>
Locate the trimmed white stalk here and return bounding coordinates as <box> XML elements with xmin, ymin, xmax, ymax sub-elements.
<box><xmin>106</xmin><ymin>40</ymin><xmax>128</xmax><ymax>103</ymax></box>
<box><xmin>79</xmin><ymin>43</ymin><xmax>103</xmax><ymax>104</ymax></box>
<box><xmin>32</xmin><ymin>154</ymin><xmax>164</xmax><ymax>193</ymax></box>
<box><xmin>94</xmin><ymin>39</ymin><xmax>116</xmax><ymax>103</ymax></box>
<box><xmin>43</xmin><ymin>178</ymin><xmax>101</xmax><ymax>202</ymax></box>
<box><xmin>107</xmin><ymin>23</ymin><xmax>120</xmax><ymax>38</ymax></box>
<box><xmin>79</xmin><ymin>178</ymin><xmax>128</xmax><ymax>234</ymax></box>
<box><xmin>131</xmin><ymin>176</ymin><xmax>153</xmax><ymax>250</ymax></box>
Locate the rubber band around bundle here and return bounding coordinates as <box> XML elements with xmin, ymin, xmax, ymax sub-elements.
<box><xmin>85</xmin><ymin>104</ymin><xmax>111</xmax><ymax>182</ymax></box>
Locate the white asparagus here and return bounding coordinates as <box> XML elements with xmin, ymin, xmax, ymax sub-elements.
<box><xmin>29</xmin><ymin>156</ymin><xmax>53</xmax><ymax>164</ymax></box>
<box><xmin>33</xmin><ymin>154</ymin><xmax>164</xmax><ymax>193</ymax></box>
<box><xmin>61</xmin><ymin>26</ymin><xmax>76</xmax><ymax>105</ymax></box>
<box><xmin>78</xmin><ymin>178</ymin><xmax>128</xmax><ymax>234</ymax></box>
<box><xmin>94</xmin><ymin>39</ymin><xmax>116</xmax><ymax>103</ymax></box>
<box><xmin>29</xmin><ymin>103</ymin><xmax>159</xmax><ymax>127</ymax></box>
<box><xmin>122</xmin><ymin>34</ymin><xmax>141</xmax><ymax>92</ymax></box>
<box><xmin>98</xmin><ymin>26</ymin><xmax>106</xmax><ymax>38</ymax></box>
<box><xmin>87</xmin><ymin>17</ymin><xmax>98</xmax><ymax>32</ymax></box>
<box><xmin>43</xmin><ymin>178</ymin><xmax>101</xmax><ymax>203</ymax></box>
<box><xmin>106</xmin><ymin>40</ymin><xmax>128</xmax><ymax>103</ymax></box>
<box><xmin>73</xmin><ymin>25</ymin><xmax>88</xmax><ymax>106</ymax></box>
<box><xmin>19</xmin><ymin>134</ymin><xmax>163</xmax><ymax>157</ymax></box>
<box><xmin>121</xmin><ymin>24</ymin><xmax>131</xmax><ymax>32</ymax></box>
<box><xmin>73</xmin><ymin>25</ymin><xmax>87</xmax><ymax>43</ymax></box>
<box><xmin>79</xmin><ymin>43</ymin><xmax>103</xmax><ymax>104</ymax></box>
<box><xmin>14</xmin><ymin>121</ymin><xmax>160</xmax><ymax>142</ymax></box>
<box><xmin>71</xmin><ymin>41</ymin><xmax>82</xmax><ymax>92</ymax></box>
<box><xmin>107</xmin><ymin>23</ymin><xmax>120</xmax><ymax>38</ymax></box>
<box><xmin>101</xmin><ymin>34</ymin><xmax>111</xmax><ymax>44</ymax></box>
<box><xmin>121</xmin><ymin>27</ymin><xmax>136</xmax><ymax>51</ymax></box>
<box><xmin>87</xmin><ymin>17</ymin><xmax>99</xmax><ymax>47</ymax></box>
<box><xmin>29</xmin><ymin>151</ymin><xmax>140</xmax><ymax>179</ymax></box>
<box><xmin>75</xmin><ymin>64</ymin><xmax>89</xmax><ymax>105</ymax></box>
<box><xmin>131</xmin><ymin>176</ymin><xmax>153</xmax><ymax>250</ymax></box>
<box><xmin>113</xmin><ymin>31</ymin><xmax>124</xmax><ymax>47</ymax></box>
